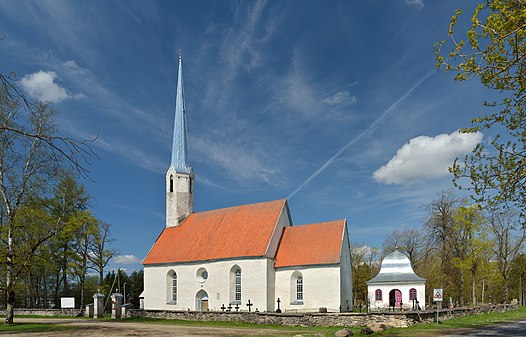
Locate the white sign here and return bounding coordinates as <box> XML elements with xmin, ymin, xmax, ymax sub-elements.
<box><xmin>60</xmin><ymin>297</ymin><xmax>75</xmax><ymax>309</ymax></box>
<box><xmin>433</xmin><ymin>288</ymin><xmax>443</xmax><ymax>302</ymax></box>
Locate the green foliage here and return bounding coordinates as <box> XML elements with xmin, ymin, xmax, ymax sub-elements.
<box><xmin>435</xmin><ymin>1</ymin><xmax>526</xmax><ymax>218</ymax></box>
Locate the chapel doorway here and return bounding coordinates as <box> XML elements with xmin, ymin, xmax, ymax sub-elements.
<box><xmin>196</xmin><ymin>290</ymin><xmax>209</xmax><ymax>311</ymax></box>
<box><xmin>389</xmin><ymin>289</ymin><xmax>402</xmax><ymax>308</ymax></box>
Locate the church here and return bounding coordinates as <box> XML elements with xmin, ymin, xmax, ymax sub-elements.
<box><xmin>142</xmin><ymin>54</ymin><xmax>353</xmax><ymax>313</ymax></box>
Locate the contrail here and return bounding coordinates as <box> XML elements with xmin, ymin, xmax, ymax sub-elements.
<box><xmin>287</xmin><ymin>70</ymin><xmax>435</xmax><ymax>200</ymax></box>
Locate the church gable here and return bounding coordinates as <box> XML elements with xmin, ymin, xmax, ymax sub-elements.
<box><xmin>274</xmin><ymin>220</ymin><xmax>345</xmax><ymax>268</ymax></box>
<box><xmin>143</xmin><ymin>199</ymin><xmax>287</xmax><ymax>265</ymax></box>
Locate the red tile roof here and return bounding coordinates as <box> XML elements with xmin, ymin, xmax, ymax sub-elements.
<box><xmin>274</xmin><ymin>220</ymin><xmax>345</xmax><ymax>268</ymax></box>
<box><xmin>143</xmin><ymin>199</ymin><xmax>287</xmax><ymax>265</ymax></box>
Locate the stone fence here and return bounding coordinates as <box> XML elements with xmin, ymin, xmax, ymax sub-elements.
<box><xmin>0</xmin><ymin>304</ymin><xmax>518</xmax><ymax>328</ymax></box>
<box><xmin>0</xmin><ymin>308</ymin><xmax>82</xmax><ymax>317</ymax></box>
<box><xmin>126</xmin><ymin>303</ymin><xmax>518</xmax><ymax>328</ymax></box>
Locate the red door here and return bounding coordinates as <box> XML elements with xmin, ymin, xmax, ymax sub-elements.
<box><xmin>395</xmin><ymin>290</ymin><xmax>402</xmax><ymax>307</ymax></box>
<box><xmin>389</xmin><ymin>289</ymin><xmax>403</xmax><ymax>307</ymax></box>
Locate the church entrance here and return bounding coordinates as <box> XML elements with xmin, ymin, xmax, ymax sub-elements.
<box><xmin>389</xmin><ymin>289</ymin><xmax>402</xmax><ymax>308</ymax></box>
<box><xmin>195</xmin><ymin>290</ymin><xmax>209</xmax><ymax>312</ymax></box>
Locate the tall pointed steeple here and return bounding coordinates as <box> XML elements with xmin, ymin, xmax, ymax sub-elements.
<box><xmin>166</xmin><ymin>50</ymin><xmax>194</xmax><ymax>228</ymax></box>
<box><xmin>170</xmin><ymin>50</ymin><xmax>192</xmax><ymax>174</ymax></box>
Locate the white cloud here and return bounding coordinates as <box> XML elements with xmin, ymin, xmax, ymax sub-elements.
<box><xmin>404</xmin><ymin>0</ymin><xmax>424</xmax><ymax>9</ymax></box>
<box><xmin>373</xmin><ymin>131</ymin><xmax>483</xmax><ymax>185</ymax></box>
<box><xmin>20</xmin><ymin>70</ymin><xmax>83</xmax><ymax>103</ymax></box>
<box><xmin>323</xmin><ymin>91</ymin><xmax>357</xmax><ymax>106</ymax></box>
<box><xmin>113</xmin><ymin>254</ymin><xmax>142</xmax><ymax>265</ymax></box>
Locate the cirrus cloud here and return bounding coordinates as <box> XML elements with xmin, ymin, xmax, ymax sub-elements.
<box><xmin>373</xmin><ymin>130</ymin><xmax>483</xmax><ymax>185</ymax></box>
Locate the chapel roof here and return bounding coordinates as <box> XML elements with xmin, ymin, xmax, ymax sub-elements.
<box><xmin>367</xmin><ymin>250</ymin><xmax>426</xmax><ymax>284</ymax></box>
<box><xmin>143</xmin><ymin>199</ymin><xmax>287</xmax><ymax>265</ymax></box>
<box><xmin>274</xmin><ymin>219</ymin><xmax>345</xmax><ymax>268</ymax></box>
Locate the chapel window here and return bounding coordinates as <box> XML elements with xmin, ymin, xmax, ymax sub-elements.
<box><xmin>170</xmin><ymin>175</ymin><xmax>174</xmax><ymax>192</ymax></box>
<box><xmin>235</xmin><ymin>269</ymin><xmax>242</xmax><ymax>302</ymax></box>
<box><xmin>375</xmin><ymin>289</ymin><xmax>382</xmax><ymax>301</ymax></box>
<box><xmin>296</xmin><ymin>277</ymin><xmax>303</xmax><ymax>301</ymax></box>
<box><xmin>172</xmin><ymin>273</ymin><xmax>177</xmax><ymax>302</ymax></box>
<box><xmin>409</xmin><ymin>288</ymin><xmax>417</xmax><ymax>301</ymax></box>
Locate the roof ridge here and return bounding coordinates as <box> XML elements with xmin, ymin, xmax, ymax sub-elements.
<box><xmin>194</xmin><ymin>198</ymin><xmax>286</xmax><ymax>215</ymax></box>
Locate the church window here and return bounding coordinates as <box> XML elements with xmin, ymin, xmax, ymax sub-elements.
<box><xmin>296</xmin><ymin>277</ymin><xmax>303</xmax><ymax>301</ymax></box>
<box><xmin>235</xmin><ymin>269</ymin><xmax>242</xmax><ymax>302</ymax></box>
<box><xmin>170</xmin><ymin>175</ymin><xmax>174</xmax><ymax>192</ymax></box>
<box><xmin>375</xmin><ymin>289</ymin><xmax>382</xmax><ymax>301</ymax></box>
<box><xmin>290</xmin><ymin>271</ymin><xmax>304</xmax><ymax>304</ymax></box>
<box><xmin>172</xmin><ymin>273</ymin><xmax>177</xmax><ymax>302</ymax></box>
<box><xmin>409</xmin><ymin>288</ymin><xmax>417</xmax><ymax>300</ymax></box>
<box><xmin>189</xmin><ymin>177</ymin><xmax>193</xmax><ymax>193</ymax></box>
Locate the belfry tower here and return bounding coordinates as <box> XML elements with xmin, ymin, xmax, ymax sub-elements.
<box><xmin>166</xmin><ymin>51</ymin><xmax>194</xmax><ymax>228</ymax></box>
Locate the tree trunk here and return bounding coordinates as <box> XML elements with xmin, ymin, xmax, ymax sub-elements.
<box><xmin>5</xmin><ymin>226</ymin><xmax>15</xmax><ymax>325</ymax></box>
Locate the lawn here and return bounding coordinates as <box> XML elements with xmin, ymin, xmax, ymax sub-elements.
<box><xmin>381</xmin><ymin>306</ymin><xmax>526</xmax><ymax>336</ymax></box>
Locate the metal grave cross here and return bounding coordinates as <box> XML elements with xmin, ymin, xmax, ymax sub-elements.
<box><xmin>246</xmin><ymin>300</ymin><xmax>253</xmax><ymax>312</ymax></box>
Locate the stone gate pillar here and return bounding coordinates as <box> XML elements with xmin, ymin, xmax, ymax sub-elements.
<box><xmin>93</xmin><ymin>293</ymin><xmax>105</xmax><ymax>318</ymax></box>
<box><xmin>111</xmin><ymin>293</ymin><xmax>123</xmax><ymax>319</ymax></box>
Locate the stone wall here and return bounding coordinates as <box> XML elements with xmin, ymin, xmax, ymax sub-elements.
<box><xmin>0</xmin><ymin>308</ymin><xmax>82</xmax><ymax>317</ymax></box>
<box><xmin>126</xmin><ymin>304</ymin><xmax>518</xmax><ymax>328</ymax></box>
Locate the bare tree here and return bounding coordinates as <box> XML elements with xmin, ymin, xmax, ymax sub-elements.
<box><xmin>382</xmin><ymin>228</ymin><xmax>428</xmax><ymax>270</ymax></box>
<box><xmin>88</xmin><ymin>222</ymin><xmax>117</xmax><ymax>289</ymax></box>
<box><xmin>489</xmin><ymin>207</ymin><xmax>526</xmax><ymax>301</ymax></box>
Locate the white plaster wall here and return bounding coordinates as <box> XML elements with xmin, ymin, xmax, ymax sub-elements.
<box><xmin>339</xmin><ymin>226</ymin><xmax>353</xmax><ymax>312</ymax></box>
<box><xmin>367</xmin><ymin>282</ymin><xmax>426</xmax><ymax>310</ymax></box>
<box><xmin>275</xmin><ymin>265</ymin><xmax>340</xmax><ymax>312</ymax></box>
<box><xmin>144</xmin><ymin>257</ymin><xmax>273</xmax><ymax>312</ymax></box>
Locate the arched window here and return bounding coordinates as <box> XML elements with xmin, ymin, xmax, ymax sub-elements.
<box><xmin>230</xmin><ymin>265</ymin><xmax>242</xmax><ymax>304</ymax></box>
<box><xmin>296</xmin><ymin>277</ymin><xmax>303</xmax><ymax>301</ymax></box>
<box><xmin>375</xmin><ymin>289</ymin><xmax>382</xmax><ymax>301</ymax></box>
<box><xmin>167</xmin><ymin>270</ymin><xmax>177</xmax><ymax>304</ymax></box>
<box><xmin>170</xmin><ymin>175</ymin><xmax>174</xmax><ymax>192</ymax></box>
<box><xmin>409</xmin><ymin>288</ymin><xmax>417</xmax><ymax>300</ymax></box>
<box><xmin>235</xmin><ymin>270</ymin><xmax>241</xmax><ymax>302</ymax></box>
<box><xmin>172</xmin><ymin>273</ymin><xmax>177</xmax><ymax>302</ymax></box>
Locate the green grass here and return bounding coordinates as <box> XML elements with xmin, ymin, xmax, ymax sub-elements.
<box><xmin>380</xmin><ymin>306</ymin><xmax>526</xmax><ymax>336</ymax></box>
<box><xmin>0</xmin><ymin>322</ymin><xmax>75</xmax><ymax>333</ymax></box>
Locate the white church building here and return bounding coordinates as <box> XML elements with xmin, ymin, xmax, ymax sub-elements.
<box><xmin>367</xmin><ymin>250</ymin><xmax>426</xmax><ymax>311</ymax></box>
<box><xmin>142</xmin><ymin>53</ymin><xmax>353</xmax><ymax>313</ymax></box>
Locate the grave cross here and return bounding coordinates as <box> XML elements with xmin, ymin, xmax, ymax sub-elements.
<box><xmin>221</xmin><ymin>304</ymin><xmax>226</xmax><ymax>312</ymax></box>
<box><xmin>246</xmin><ymin>300</ymin><xmax>253</xmax><ymax>312</ymax></box>
<box><xmin>227</xmin><ymin>304</ymin><xmax>232</xmax><ymax>312</ymax></box>
<box><xmin>235</xmin><ymin>303</ymin><xmax>239</xmax><ymax>312</ymax></box>
<box><xmin>276</xmin><ymin>298</ymin><xmax>282</xmax><ymax>313</ymax></box>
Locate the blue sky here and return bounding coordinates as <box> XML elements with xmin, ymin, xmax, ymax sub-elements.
<box><xmin>0</xmin><ymin>1</ymin><xmax>491</xmax><ymax>272</ymax></box>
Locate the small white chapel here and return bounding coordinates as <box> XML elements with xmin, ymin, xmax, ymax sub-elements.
<box><xmin>142</xmin><ymin>53</ymin><xmax>353</xmax><ymax>313</ymax></box>
<box><xmin>367</xmin><ymin>250</ymin><xmax>426</xmax><ymax>310</ymax></box>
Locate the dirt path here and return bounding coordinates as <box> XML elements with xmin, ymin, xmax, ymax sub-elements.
<box><xmin>3</xmin><ymin>318</ymin><xmax>309</xmax><ymax>337</ymax></box>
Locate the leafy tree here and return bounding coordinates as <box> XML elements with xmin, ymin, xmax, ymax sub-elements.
<box><xmin>0</xmin><ymin>75</ymin><xmax>93</xmax><ymax>325</ymax></box>
<box><xmin>435</xmin><ymin>1</ymin><xmax>526</xmax><ymax>219</ymax></box>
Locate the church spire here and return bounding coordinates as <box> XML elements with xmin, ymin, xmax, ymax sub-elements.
<box><xmin>166</xmin><ymin>50</ymin><xmax>194</xmax><ymax>228</ymax></box>
<box><xmin>170</xmin><ymin>50</ymin><xmax>192</xmax><ymax>174</ymax></box>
